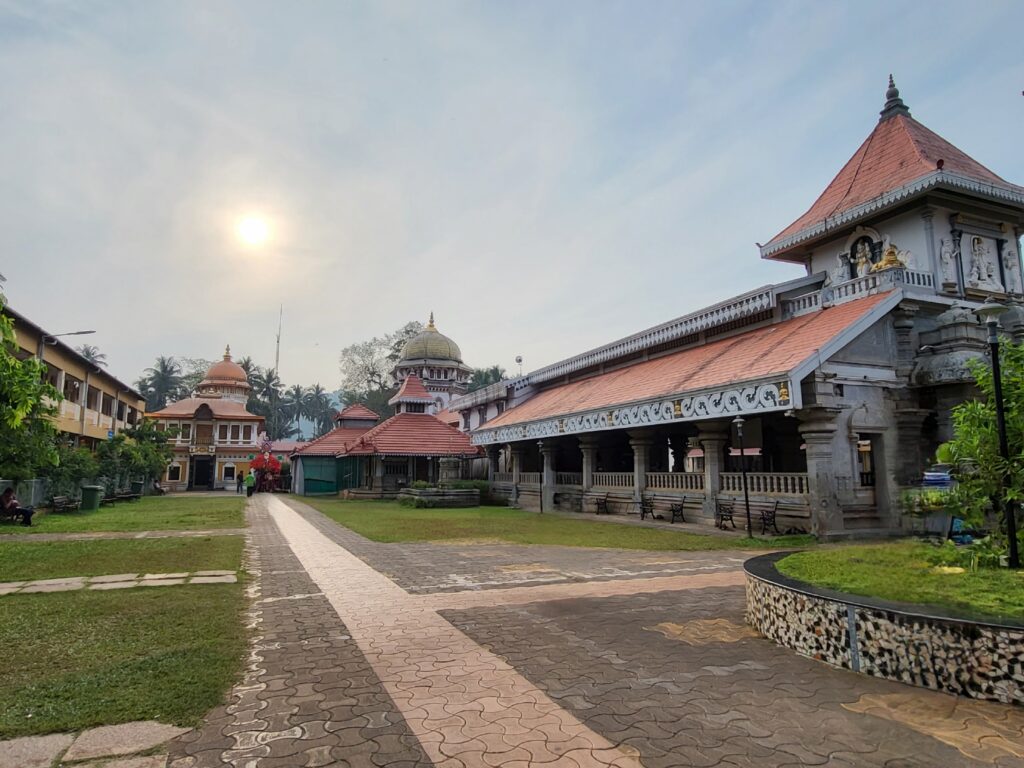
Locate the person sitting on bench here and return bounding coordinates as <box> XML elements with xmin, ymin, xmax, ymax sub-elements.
<box><xmin>1</xmin><ymin>487</ymin><xmax>34</xmax><ymax>526</ymax></box>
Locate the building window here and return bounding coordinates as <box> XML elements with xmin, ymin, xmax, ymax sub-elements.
<box><xmin>117</xmin><ymin>402</ymin><xmax>126</xmax><ymax>421</ymax></box>
<box><xmin>168</xmin><ymin>464</ymin><xmax>182</xmax><ymax>481</ymax></box>
<box><xmin>496</xmin><ymin>401</ymin><xmax>505</xmax><ymax>415</ymax></box>
<box><xmin>231</xmin><ymin>424</ymin><xmax>240</xmax><ymax>440</ymax></box>
<box><xmin>223</xmin><ymin>464</ymin><xmax>236</xmax><ymax>481</ymax></box>
<box><xmin>180</xmin><ymin>423</ymin><xmax>192</xmax><ymax>439</ymax></box>
<box><xmin>243</xmin><ymin>425</ymin><xmax>252</xmax><ymax>441</ymax></box>
<box><xmin>101</xmin><ymin>393</ymin><xmax>114</xmax><ymax>417</ymax></box>
<box><xmin>63</xmin><ymin>374</ymin><xmax>82</xmax><ymax>402</ymax></box>
<box><xmin>219</xmin><ymin>424</ymin><xmax>229</xmax><ymax>441</ymax></box>
<box><xmin>85</xmin><ymin>386</ymin><xmax>100</xmax><ymax>410</ymax></box>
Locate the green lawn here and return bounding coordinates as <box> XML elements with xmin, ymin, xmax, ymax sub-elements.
<box><xmin>300</xmin><ymin>498</ymin><xmax>815</xmax><ymax>551</ymax></box>
<box><xmin>0</xmin><ymin>536</ymin><xmax>243</xmax><ymax>582</ymax></box>
<box><xmin>776</xmin><ymin>542</ymin><xmax>1024</xmax><ymax>621</ymax></box>
<box><xmin>0</xmin><ymin>585</ymin><xmax>247</xmax><ymax>738</ymax></box>
<box><xmin>0</xmin><ymin>495</ymin><xmax>246</xmax><ymax>535</ymax></box>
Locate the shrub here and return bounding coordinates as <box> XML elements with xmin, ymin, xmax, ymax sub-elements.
<box><xmin>411</xmin><ymin>480</ymin><xmax>434</xmax><ymax>490</ymax></box>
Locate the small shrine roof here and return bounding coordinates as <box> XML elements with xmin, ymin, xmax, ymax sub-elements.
<box><xmin>388</xmin><ymin>375</ymin><xmax>434</xmax><ymax>405</ymax></box>
<box><xmin>339</xmin><ymin>412</ymin><xmax>481</xmax><ymax>458</ymax></box>
<box><xmin>147</xmin><ymin>397</ymin><xmax>263</xmax><ymax>421</ymax></box>
<box><xmin>475</xmin><ymin>292</ymin><xmax>893</xmax><ymax>433</ymax></box>
<box><xmin>291</xmin><ymin>426</ymin><xmax>376</xmax><ymax>457</ymax></box>
<box><xmin>335</xmin><ymin>403</ymin><xmax>380</xmax><ymax>421</ymax></box>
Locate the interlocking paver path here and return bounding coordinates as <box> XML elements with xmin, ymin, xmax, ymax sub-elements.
<box><xmin>168</xmin><ymin>495</ymin><xmax>1024</xmax><ymax>767</ymax></box>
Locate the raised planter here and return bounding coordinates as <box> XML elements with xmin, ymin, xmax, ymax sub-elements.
<box><xmin>745</xmin><ymin>552</ymin><xmax>1024</xmax><ymax>706</ymax></box>
<box><xmin>397</xmin><ymin>488</ymin><xmax>480</xmax><ymax>508</ymax></box>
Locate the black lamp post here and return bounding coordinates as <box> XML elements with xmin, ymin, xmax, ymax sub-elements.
<box><xmin>733</xmin><ymin>415</ymin><xmax>753</xmax><ymax>537</ymax></box>
<box><xmin>974</xmin><ymin>298</ymin><xmax>1019</xmax><ymax>570</ymax></box>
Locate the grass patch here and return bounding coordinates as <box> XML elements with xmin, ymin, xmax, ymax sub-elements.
<box><xmin>300</xmin><ymin>498</ymin><xmax>815</xmax><ymax>551</ymax></box>
<box><xmin>0</xmin><ymin>536</ymin><xmax>243</xmax><ymax>582</ymax></box>
<box><xmin>0</xmin><ymin>584</ymin><xmax>247</xmax><ymax>738</ymax></box>
<box><xmin>0</xmin><ymin>496</ymin><xmax>245</xmax><ymax>536</ymax></box>
<box><xmin>776</xmin><ymin>541</ymin><xmax>1024</xmax><ymax>622</ymax></box>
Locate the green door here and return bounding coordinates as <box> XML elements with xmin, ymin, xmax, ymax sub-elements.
<box><xmin>337</xmin><ymin>457</ymin><xmax>362</xmax><ymax>490</ymax></box>
<box><xmin>302</xmin><ymin>457</ymin><xmax>338</xmax><ymax>495</ymax></box>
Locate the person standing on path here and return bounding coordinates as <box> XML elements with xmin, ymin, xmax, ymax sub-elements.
<box><xmin>244</xmin><ymin>470</ymin><xmax>256</xmax><ymax>497</ymax></box>
<box><xmin>236</xmin><ymin>471</ymin><xmax>244</xmax><ymax>494</ymax></box>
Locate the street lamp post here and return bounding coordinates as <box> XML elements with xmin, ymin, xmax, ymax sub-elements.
<box><xmin>36</xmin><ymin>329</ymin><xmax>95</xmax><ymax>361</ymax></box>
<box><xmin>733</xmin><ymin>415</ymin><xmax>753</xmax><ymax>537</ymax></box>
<box><xmin>975</xmin><ymin>298</ymin><xmax>1020</xmax><ymax>570</ymax></box>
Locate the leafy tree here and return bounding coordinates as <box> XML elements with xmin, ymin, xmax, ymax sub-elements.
<box><xmin>469</xmin><ymin>365</ymin><xmax>507</xmax><ymax>392</ymax></box>
<box><xmin>0</xmin><ymin>297</ymin><xmax>60</xmax><ymax>482</ymax></box>
<box><xmin>123</xmin><ymin>419</ymin><xmax>177</xmax><ymax>483</ymax></box>
<box><xmin>178</xmin><ymin>357</ymin><xmax>216</xmax><ymax>397</ymax></box>
<box><xmin>42</xmin><ymin>443</ymin><xmax>100</xmax><ymax>496</ymax></box>
<box><xmin>338</xmin><ymin>321</ymin><xmax>423</xmax><ymax>420</ymax></box>
<box><xmin>77</xmin><ymin>344</ymin><xmax>107</xmax><ymax>367</ymax></box>
<box><xmin>943</xmin><ymin>340</ymin><xmax>1024</xmax><ymax>541</ymax></box>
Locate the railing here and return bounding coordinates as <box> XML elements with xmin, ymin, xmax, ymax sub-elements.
<box><xmin>519</xmin><ymin>472</ymin><xmax>541</xmax><ymax>486</ymax></box>
<box><xmin>832</xmin><ymin>268</ymin><xmax>935</xmax><ymax>304</ymax></box>
<box><xmin>720</xmin><ymin>472</ymin><xmax>809</xmax><ymax>496</ymax></box>
<box><xmin>646</xmin><ymin>472</ymin><xmax>704</xmax><ymax>491</ymax></box>
<box><xmin>556</xmin><ymin>472</ymin><xmax>582</xmax><ymax>486</ymax></box>
<box><xmin>903</xmin><ymin>269</ymin><xmax>934</xmax><ymax>289</ymax></box>
<box><xmin>593</xmin><ymin>472</ymin><xmax>634</xmax><ymax>488</ymax></box>
<box><xmin>781</xmin><ymin>292</ymin><xmax>821</xmax><ymax>318</ymax></box>
<box><xmin>59</xmin><ymin>401</ymin><xmax>82</xmax><ymax>420</ymax></box>
<box><xmin>494</xmin><ymin>472</ymin><xmax>513</xmax><ymax>483</ymax></box>
<box><xmin>192</xmin><ymin>436</ymin><xmax>215</xmax><ymax>447</ymax></box>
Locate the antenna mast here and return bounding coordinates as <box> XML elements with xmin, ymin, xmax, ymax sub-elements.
<box><xmin>274</xmin><ymin>304</ymin><xmax>283</xmax><ymax>374</ymax></box>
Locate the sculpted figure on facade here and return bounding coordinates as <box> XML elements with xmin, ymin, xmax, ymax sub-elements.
<box><xmin>1003</xmin><ymin>245</ymin><xmax>1021</xmax><ymax>293</ymax></box>
<box><xmin>968</xmin><ymin>236</ymin><xmax>1003</xmax><ymax>291</ymax></box>
<box><xmin>939</xmin><ymin>238</ymin><xmax>957</xmax><ymax>286</ymax></box>
<box><xmin>830</xmin><ymin>252</ymin><xmax>850</xmax><ymax>285</ymax></box>
<box><xmin>854</xmin><ymin>240</ymin><xmax>873</xmax><ymax>277</ymax></box>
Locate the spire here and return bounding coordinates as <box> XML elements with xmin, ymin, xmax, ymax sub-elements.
<box><xmin>879</xmin><ymin>74</ymin><xmax>910</xmax><ymax>121</ymax></box>
<box><xmin>427</xmin><ymin>311</ymin><xmax>436</xmax><ymax>330</ymax></box>
<box><xmin>224</xmin><ymin>344</ymin><xmax>231</xmax><ymax>360</ymax></box>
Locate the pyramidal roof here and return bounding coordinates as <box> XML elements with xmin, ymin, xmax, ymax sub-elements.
<box><xmin>339</xmin><ymin>412</ymin><xmax>481</xmax><ymax>457</ymax></box>
<box><xmin>335</xmin><ymin>403</ymin><xmax>380</xmax><ymax>421</ymax></box>
<box><xmin>762</xmin><ymin>77</ymin><xmax>1023</xmax><ymax>260</ymax></box>
<box><xmin>388</xmin><ymin>374</ymin><xmax>434</xmax><ymax>406</ymax></box>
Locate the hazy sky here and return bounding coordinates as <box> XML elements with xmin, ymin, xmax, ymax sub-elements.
<box><xmin>3</xmin><ymin>1</ymin><xmax>1022</xmax><ymax>390</ymax></box>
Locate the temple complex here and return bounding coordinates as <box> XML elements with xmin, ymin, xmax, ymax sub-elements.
<box><xmin>451</xmin><ymin>78</ymin><xmax>1024</xmax><ymax>537</ymax></box>
<box><xmin>147</xmin><ymin>346</ymin><xmax>264</xmax><ymax>491</ymax></box>
<box><xmin>390</xmin><ymin>313</ymin><xmax>472</xmax><ymax>414</ymax></box>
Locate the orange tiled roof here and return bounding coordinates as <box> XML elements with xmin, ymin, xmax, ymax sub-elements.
<box><xmin>340</xmin><ymin>412</ymin><xmax>481</xmax><ymax>457</ymax></box>
<box><xmin>335</xmin><ymin>403</ymin><xmax>380</xmax><ymax>421</ymax></box>
<box><xmin>434</xmin><ymin>408</ymin><xmax>461</xmax><ymax>427</ymax></box>
<box><xmin>481</xmin><ymin>293</ymin><xmax>892</xmax><ymax>431</ymax></box>
<box><xmin>292</xmin><ymin>426</ymin><xmax>376</xmax><ymax>457</ymax></box>
<box><xmin>766</xmin><ymin>112</ymin><xmax>1015</xmax><ymax>252</ymax></box>
<box><xmin>388</xmin><ymin>374</ymin><xmax>433</xmax><ymax>405</ymax></box>
<box><xmin>147</xmin><ymin>397</ymin><xmax>263</xmax><ymax>421</ymax></box>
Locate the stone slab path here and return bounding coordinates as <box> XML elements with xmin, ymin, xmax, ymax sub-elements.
<box><xmin>0</xmin><ymin>570</ymin><xmax>237</xmax><ymax>596</ymax></box>
<box><xmin>166</xmin><ymin>495</ymin><xmax>1024</xmax><ymax>767</ymax></box>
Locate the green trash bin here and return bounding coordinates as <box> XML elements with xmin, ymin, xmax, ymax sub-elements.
<box><xmin>131</xmin><ymin>480</ymin><xmax>144</xmax><ymax>495</ymax></box>
<box><xmin>81</xmin><ymin>485</ymin><xmax>103</xmax><ymax>511</ymax></box>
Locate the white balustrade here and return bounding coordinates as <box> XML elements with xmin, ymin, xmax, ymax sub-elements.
<box><xmin>646</xmin><ymin>472</ymin><xmax>705</xmax><ymax>491</ymax></box>
<box><xmin>556</xmin><ymin>472</ymin><xmax>582</xmax><ymax>486</ymax></box>
<box><xmin>519</xmin><ymin>472</ymin><xmax>541</xmax><ymax>486</ymax></box>
<box><xmin>494</xmin><ymin>472</ymin><xmax>513</xmax><ymax>483</ymax></box>
<box><xmin>720</xmin><ymin>472</ymin><xmax>809</xmax><ymax>496</ymax></box>
<box><xmin>593</xmin><ymin>472</ymin><xmax>634</xmax><ymax>488</ymax></box>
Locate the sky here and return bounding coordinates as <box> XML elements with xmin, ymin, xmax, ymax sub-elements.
<box><xmin>2</xmin><ymin>0</ymin><xmax>1023</xmax><ymax>391</ymax></box>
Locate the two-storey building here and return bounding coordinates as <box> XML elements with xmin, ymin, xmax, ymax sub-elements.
<box><xmin>147</xmin><ymin>347</ymin><xmax>264</xmax><ymax>491</ymax></box>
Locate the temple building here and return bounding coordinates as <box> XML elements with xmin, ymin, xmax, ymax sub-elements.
<box><xmin>147</xmin><ymin>346</ymin><xmax>264</xmax><ymax>491</ymax></box>
<box><xmin>451</xmin><ymin>78</ymin><xmax>1024</xmax><ymax>538</ymax></box>
<box><xmin>291</xmin><ymin>376</ymin><xmax>481</xmax><ymax>496</ymax></box>
<box><xmin>390</xmin><ymin>313</ymin><xmax>472</xmax><ymax>414</ymax></box>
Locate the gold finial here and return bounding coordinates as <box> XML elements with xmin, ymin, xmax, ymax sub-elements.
<box><xmin>224</xmin><ymin>344</ymin><xmax>231</xmax><ymax>360</ymax></box>
<box><xmin>427</xmin><ymin>311</ymin><xmax>436</xmax><ymax>330</ymax></box>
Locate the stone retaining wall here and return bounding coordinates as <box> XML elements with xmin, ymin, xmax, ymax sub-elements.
<box><xmin>745</xmin><ymin>553</ymin><xmax>1024</xmax><ymax>706</ymax></box>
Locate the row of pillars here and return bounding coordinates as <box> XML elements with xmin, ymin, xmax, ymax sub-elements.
<box><xmin>484</xmin><ymin>410</ymin><xmax>843</xmax><ymax>535</ymax></box>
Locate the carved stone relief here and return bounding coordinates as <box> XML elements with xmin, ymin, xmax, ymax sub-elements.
<box><xmin>938</xmin><ymin>237</ymin><xmax>958</xmax><ymax>290</ymax></box>
<box><xmin>966</xmin><ymin>235</ymin><xmax>1003</xmax><ymax>292</ymax></box>
<box><xmin>1002</xmin><ymin>243</ymin><xmax>1022</xmax><ymax>293</ymax></box>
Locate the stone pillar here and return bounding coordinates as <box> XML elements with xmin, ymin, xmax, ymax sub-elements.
<box><xmin>374</xmin><ymin>457</ymin><xmax>384</xmax><ymax>492</ymax></box>
<box><xmin>579</xmin><ymin>436</ymin><xmax>598</xmax><ymax>492</ymax></box>
<box><xmin>486</xmin><ymin>446</ymin><xmax>499</xmax><ymax>483</ymax></box>
<box><xmin>798</xmin><ymin>408</ymin><xmax>842</xmax><ymax>537</ymax></box>
<box><xmin>697</xmin><ymin>420</ymin><xmax>730</xmax><ymax>519</ymax></box>
<box><xmin>510</xmin><ymin>445</ymin><xmax>525</xmax><ymax>505</ymax></box>
<box><xmin>893</xmin><ymin>408</ymin><xmax>931</xmax><ymax>485</ymax></box>
<box><xmin>628</xmin><ymin>430</ymin><xmax>652</xmax><ymax>502</ymax></box>
<box><xmin>893</xmin><ymin>303</ymin><xmax>919</xmax><ymax>380</ymax></box>
<box><xmin>538</xmin><ymin>440</ymin><xmax>556</xmax><ymax>513</ymax></box>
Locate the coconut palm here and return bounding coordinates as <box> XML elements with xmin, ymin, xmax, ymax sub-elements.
<box><xmin>306</xmin><ymin>383</ymin><xmax>334</xmax><ymax>436</ymax></box>
<box><xmin>77</xmin><ymin>344</ymin><xmax>107</xmax><ymax>367</ymax></box>
<box><xmin>137</xmin><ymin>356</ymin><xmax>183</xmax><ymax>410</ymax></box>
<box><xmin>284</xmin><ymin>384</ymin><xmax>309</xmax><ymax>439</ymax></box>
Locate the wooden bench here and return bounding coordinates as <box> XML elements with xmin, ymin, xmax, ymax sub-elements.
<box><xmin>669</xmin><ymin>495</ymin><xmax>699</xmax><ymax>524</ymax></box>
<box><xmin>592</xmin><ymin>494</ymin><xmax>610</xmax><ymax>515</ymax></box>
<box><xmin>716</xmin><ymin>499</ymin><xmax>784</xmax><ymax>535</ymax></box>
<box><xmin>115</xmin><ymin>490</ymin><xmax>141</xmax><ymax>502</ymax></box>
<box><xmin>638</xmin><ymin>498</ymin><xmax>656</xmax><ymax>520</ymax></box>
<box><xmin>716</xmin><ymin>499</ymin><xmax>736</xmax><ymax>529</ymax></box>
<box><xmin>100</xmin><ymin>493</ymin><xmax>117</xmax><ymax>506</ymax></box>
<box><xmin>50</xmin><ymin>495</ymin><xmax>81</xmax><ymax>513</ymax></box>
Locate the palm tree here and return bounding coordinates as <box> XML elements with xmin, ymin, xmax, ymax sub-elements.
<box><xmin>77</xmin><ymin>344</ymin><xmax>107</xmax><ymax>367</ymax></box>
<box><xmin>252</xmin><ymin>368</ymin><xmax>284</xmax><ymax>437</ymax></box>
<box><xmin>469</xmin><ymin>365</ymin><xmax>507</xmax><ymax>392</ymax></box>
<box><xmin>284</xmin><ymin>384</ymin><xmax>309</xmax><ymax>439</ymax></box>
<box><xmin>306</xmin><ymin>383</ymin><xmax>334</xmax><ymax>436</ymax></box>
<box><xmin>139</xmin><ymin>356</ymin><xmax>183</xmax><ymax>410</ymax></box>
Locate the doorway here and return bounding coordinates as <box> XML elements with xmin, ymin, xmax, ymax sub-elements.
<box><xmin>189</xmin><ymin>456</ymin><xmax>214</xmax><ymax>490</ymax></box>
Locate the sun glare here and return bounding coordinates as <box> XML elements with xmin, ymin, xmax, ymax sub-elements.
<box><xmin>237</xmin><ymin>216</ymin><xmax>269</xmax><ymax>246</ymax></box>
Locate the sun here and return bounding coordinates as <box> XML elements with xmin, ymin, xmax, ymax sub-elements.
<box><xmin>237</xmin><ymin>216</ymin><xmax>269</xmax><ymax>246</ymax></box>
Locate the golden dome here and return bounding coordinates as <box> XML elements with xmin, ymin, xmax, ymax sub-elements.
<box><xmin>199</xmin><ymin>345</ymin><xmax>250</xmax><ymax>388</ymax></box>
<box><xmin>400</xmin><ymin>313</ymin><xmax>463</xmax><ymax>362</ymax></box>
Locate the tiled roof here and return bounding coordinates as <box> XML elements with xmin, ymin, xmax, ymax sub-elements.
<box><xmin>335</xmin><ymin>403</ymin><xmax>380</xmax><ymax>422</ymax></box>
<box><xmin>292</xmin><ymin>426</ymin><xmax>376</xmax><ymax>457</ymax></box>
<box><xmin>340</xmin><ymin>412</ymin><xmax>481</xmax><ymax>457</ymax></box>
<box><xmin>434</xmin><ymin>408</ymin><xmax>461</xmax><ymax>427</ymax></box>
<box><xmin>270</xmin><ymin>440</ymin><xmax>303</xmax><ymax>454</ymax></box>
<box><xmin>148</xmin><ymin>397</ymin><xmax>263</xmax><ymax>421</ymax></box>
<box><xmin>766</xmin><ymin>112</ymin><xmax>1015</xmax><ymax>253</ymax></box>
<box><xmin>479</xmin><ymin>293</ymin><xmax>892</xmax><ymax>431</ymax></box>
<box><xmin>388</xmin><ymin>375</ymin><xmax>434</xmax><ymax>405</ymax></box>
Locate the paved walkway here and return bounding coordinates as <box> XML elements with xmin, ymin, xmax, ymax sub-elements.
<box><xmin>165</xmin><ymin>495</ymin><xmax>1024</xmax><ymax>767</ymax></box>
<box><xmin>0</xmin><ymin>570</ymin><xmax>237</xmax><ymax>595</ymax></box>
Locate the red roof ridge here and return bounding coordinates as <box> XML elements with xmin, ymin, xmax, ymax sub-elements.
<box><xmin>388</xmin><ymin>374</ymin><xmax>433</xmax><ymax>405</ymax></box>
